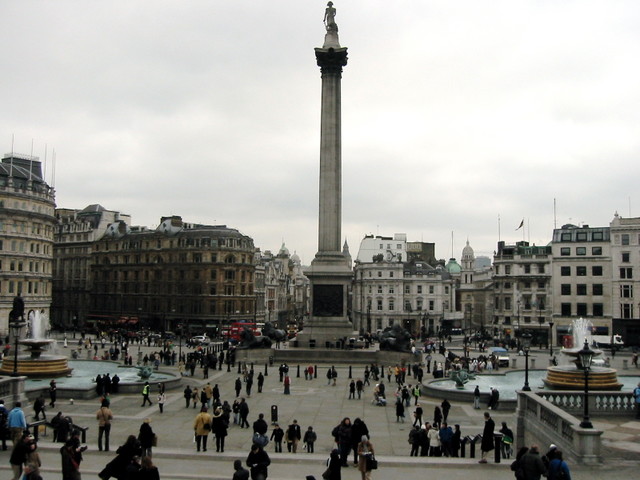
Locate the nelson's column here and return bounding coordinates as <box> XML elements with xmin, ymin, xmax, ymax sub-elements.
<box><xmin>298</xmin><ymin>2</ymin><xmax>356</xmax><ymax>348</ymax></box>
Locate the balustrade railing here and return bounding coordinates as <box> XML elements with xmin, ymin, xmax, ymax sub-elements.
<box><xmin>538</xmin><ymin>391</ymin><xmax>635</xmax><ymax>416</ymax></box>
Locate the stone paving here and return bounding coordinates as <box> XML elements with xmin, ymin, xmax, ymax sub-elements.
<box><xmin>1</xmin><ymin>338</ymin><xmax>638</xmax><ymax>479</ymax></box>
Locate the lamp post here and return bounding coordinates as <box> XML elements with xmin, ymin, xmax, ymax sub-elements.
<box><xmin>9</xmin><ymin>319</ymin><xmax>27</xmax><ymax>377</ymax></box>
<box><xmin>548</xmin><ymin>321</ymin><xmax>554</xmax><ymax>356</ymax></box>
<box><xmin>578</xmin><ymin>340</ymin><xmax>594</xmax><ymax>428</ymax></box>
<box><xmin>522</xmin><ymin>332</ymin><xmax>532</xmax><ymax>391</ymax></box>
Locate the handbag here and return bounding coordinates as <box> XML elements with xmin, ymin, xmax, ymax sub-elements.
<box><xmin>152</xmin><ymin>434</ymin><xmax>158</xmax><ymax>447</ymax></box>
<box><xmin>366</xmin><ymin>454</ymin><xmax>378</xmax><ymax>470</ymax></box>
<box><xmin>321</xmin><ymin>467</ymin><xmax>331</xmax><ymax>480</ymax></box>
<box><xmin>203</xmin><ymin>422</ymin><xmax>211</xmax><ymax>431</ymax></box>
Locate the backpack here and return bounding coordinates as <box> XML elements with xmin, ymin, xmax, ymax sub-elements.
<box><xmin>253</xmin><ymin>432</ymin><xmax>269</xmax><ymax>447</ymax></box>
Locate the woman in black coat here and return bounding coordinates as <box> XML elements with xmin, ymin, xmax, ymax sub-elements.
<box><xmin>326</xmin><ymin>448</ymin><xmax>342</xmax><ymax>480</ymax></box>
<box><xmin>99</xmin><ymin>435</ymin><xmax>142</xmax><ymax>480</ymax></box>
<box><xmin>138</xmin><ymin>418</ymin><xmax>155</xmax><ymax>458</ymax></box>
<box><xmin>211</xmin><ymin>407</ymin><xmax>228</xmax><ymax>453</ymax></box>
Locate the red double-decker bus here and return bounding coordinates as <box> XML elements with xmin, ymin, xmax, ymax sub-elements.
<box><xmin>227</xmin><ymin>322</ymin><xmax>261</xmax><ymax>341</ymax></box>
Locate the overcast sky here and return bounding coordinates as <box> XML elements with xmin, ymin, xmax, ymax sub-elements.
<box><xmin>3</xmin><ymin>1</ymin><xmax>640</xmax><ymax>264</ymax></box>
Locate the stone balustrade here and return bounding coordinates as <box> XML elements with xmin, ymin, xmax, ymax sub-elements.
<box><xmin>538</xmin><ymin>390</ymin><xmax>636</xmax><ymax>416</ymax></box>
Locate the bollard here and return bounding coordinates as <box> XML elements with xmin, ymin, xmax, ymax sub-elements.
<box><xmin>237</xmin><ymin>362</ymin><xmax>242</xmax><ymax>374</ymax></box>
<box><xmin>460</xmin><ymin>436</ymin><xmax>470</xmax><ymax>458</ymax></box>
<box><xmin>251</xmin><ymin>362</ymin><xmax>254</xmax><ymax>371</ymax></box>
<box><xmin>297</xmin><ymin>365</ymin><xmax>301</xmax><ymax>378</ymax></box>
<box><xmin>623</xmin><ymin>359</ymin><xmax>628</xmax><ymax>370</ymax></box>
<box><xmin>348</xmin><ymin>366</ymin><xmax>352</xmax><ymax>379</ymax></box>
<box><xmin>511</xmin><ymin>358</ymin><xmax>517</xmax><ymax>369</ymax></box>
<box><xmin>469</xmin><ymin>434</ymin><xmax>481</xmax><ymax>458</ymax></box>
<box><xmin>265</xmin><ymin>363</ymin><xmax>268</xmax><ymax>376</ymax></box>
<box><xmin>227</xmin><ymin>359</ymin><xmax>231</xmax><ymax>372</ymax></box>
<box><xmin>530</xmin><ymin>358</ymin><xmax>536</xmax><ymax>369</ymax></box>
<box><xmin>270</xmin><ymin>405</ymin><xmax>278</xmax><ymax>424</ymax></box>
<box><xmin>494</xmin><ymin>433</ymin><xmax>503</xmax><ymax>463</ymax></box>
<box><xmin>314</xmin><ymin>365</ymin><xmax>318</xmax><ymax>379</ymax></box>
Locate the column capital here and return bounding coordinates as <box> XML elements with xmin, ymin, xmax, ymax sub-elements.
<box><xmin>315</xmin><ymin>47</ymin><xmax>348</xmax><ymax>75</ymax></box>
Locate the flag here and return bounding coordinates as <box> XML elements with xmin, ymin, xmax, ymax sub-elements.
<box><xmin>516</xmin><ymin>219</ymin><xmax>524</xmax><ymax>230</ymax></box>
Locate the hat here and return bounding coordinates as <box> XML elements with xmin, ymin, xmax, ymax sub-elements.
<box><xmin>549</xmin><ymin>444</ymin><xmax>557</xmax><ymax>450</ymax></box>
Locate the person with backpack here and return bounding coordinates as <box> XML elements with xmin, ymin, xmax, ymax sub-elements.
<box><xmin>548</xmin><ymin>450</ymin><xmax>571</xmax><ymax>480</ymax></box>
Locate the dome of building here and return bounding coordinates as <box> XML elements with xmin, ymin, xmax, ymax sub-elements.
<box><xmin>278</xmin><ymin>242</ymin><xmax>290</xmax><ymax>257</ymax></box>
<box><xmin>445</xmin><ymin>258</ymin><xmax>461</xmax><ymax>274</ymax></box>
<box><xmin>291</xmin><ymin>251</ymin><xmax>301</xmax><ymax>265</ymax></box>
<box><xmin>462</xmin><ymin>240</ymin><xmax>474</xmax><ymax>259</ymax></box>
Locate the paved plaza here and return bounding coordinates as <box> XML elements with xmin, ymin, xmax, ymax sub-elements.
<box><xmin>1</xmin><ymin>339</ymin><xmax>639</xmax><ymax>479</ymax></box>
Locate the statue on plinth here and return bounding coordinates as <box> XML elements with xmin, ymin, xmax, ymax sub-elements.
<box><xmin>324</xmin><ymin>1</ymin><xmax>338</xmax><ymax>32</ymax></box>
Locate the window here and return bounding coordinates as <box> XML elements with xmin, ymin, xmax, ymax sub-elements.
<box><xmin>622</xmin><ymin>234</ymin><xmax>630</xmax><ymax>245</ymax></box>
<box><xmin>592</xmin><ymin>247</ymin><xmax>602</xmax><ymax>255</ymax></box>
<box><xmin>377</xmin><ymin>271</ymin><xmax>382</xmax><ymax>278</ymax></box>
<box><xmin>561</xmin><ymin>284</ymin><xmax>571</xmax><ymax>295</ymax></box>
<box><xmin>622</xmin><ymin>252</ymin><xmax>630</xmax><ymax>263</ymax></box>
<box><xmin>524</xmin><ymin>264</ymin><xmax>531</xmax><ymax>274</ymax></box>
<box><xmin>576</xmin><ymin>247</ymin><xmax>586</xmax><ymax>256</ymax></box>
<box><xmin>620</xmin><ymin>267</ymin><xmax>633</xmax><ymax>279</ymax></box>
<box><xmin>621</xmin><ymin>303</ymin><xmax>633</xmax><ymax>319</ymax></box>
<box><xmin>538</xmin><ymin>281</ymin><xmax>546</xmax><ymax>289</ymax></box>
<box><xmin>561</xmin><ymin>303</ymin><xmax>571</xmax><ymax>316</ymax></box>
<box><xmin>495</xmin><ymin>266</ymin><xmax>499</xmax><ymax>274</ymax></box>
<box><xmin>505</xmin><ymin>297</ymin><xmax>512</xmax><ymax>309</ymax></box>
<box><xmin>388</xmin><ymin>285</ymin><xmax>394</xmax><ymax>294</ymax></box>
<box><xmin>417</xmin><ymin>285</ymin><xmax>423</xmax><ymax>294</ymax></box>
<box><xmin>389</xmin><ymin>271</ymin><xmax>394</xmax><ymax>278</ymax></box>
<box><xmin>576</xmin><ymin>266</ymin><xmax>587</xmax><ymax>276</ymax></box>
<box><xmin>592</xmin><ymin>231</ymin><xmax>603</xmax><ymax>241</ymax></box>
<box><xmin>560</xmin><ymin>247</ymin><xmax>571</xmax><ymax>256</ymax></box>
<box><xmin>388</xmin><ymin>299</ymin><xmax>395</xmax><ymax>311</ymax></box>
<box><xmin>561</xmin><ymin>233</ymin><xmax>572</xmax><ymax>241</ymax></box>
<box><xmin>377</xmin><ymin>299</ymin><xmax>383</xmax><ymax>311</ymax></box>
<box><xmin>224</xmin><ymin>270</ymin><xmax>235</xmax><ymax>281</ymax></box>
<box><xmin>538</xmin><ymin>264</ymin><xmax>545</xmax><ymax>274</ymax></box>
<box><xmin>505</xmin><ymin>282</ymin><xmax>511</xmax><ymax>289</ymax></box>
<box><xmin>429</xmin><ymin>300</ymin><xmax>434</xmax><ymax>311</ymax></box>
<box><xmin>404</xmin><ymin>300</ymin><xmax>411</xmax><ymax>311</ymax></box>
<box><xmin>576</xmin><ymin>284</ymin><xmax>587</xmax><ymax>295</ymax></box>
<box><xmin>505</xmin><ymin>265</ymin><xmax>511</xmax><ymax>275</ymax></box>
<box><xmin>561</xmin><ymin>266</ymin><xmax>571</xmax><ymax>276</ymax></box>
<box><xmin>593</xmin><ymin>303</ymin><xmax>603</xmax><ymax>316</ymax></box>
<box><xmin>576</xmin><ymin>303</ymin><xmax>587</xmax><ymax>316</ymax></box>
<box><xmin>377</xmin><ymin>285</ymin><xmax>383</xmax><ymax>294</ymax></box>
<box><xmin>429</xmin><ymin>286</ymin><xmax>434</xmax><ymax>294</ymax></box>
<box><xmin>592</xmin><ymin>266</ymin><xmax>603</xmax><ymax>276</ymax></box>
<box><xmin>621</xmin><ymin>285</ymin><xmax>633</xmax><ymax>298</ymax></box>
<box><xmin>404</xmin><ymin>285</ymin><xmax>411</xmax><ymax>294</ymax></box>
<box><xmin>576</xmin><ymin>232</ymin><xmax>587</xmax><ymax>241</ymax></box>
<box><xmin>593</xmin><ymin>284</ymin><xmax>603</xmax><ymax>296</ymax></box>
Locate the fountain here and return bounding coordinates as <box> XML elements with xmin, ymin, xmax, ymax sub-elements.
<box><xmin>543</xmin><ymin>318</ymin><xmax>622</xmax><ymax>391</ymax></box>
<box><xmin>0</xmin><ymin>310</ymin><xmax>72</xmax><ymax>377</ymax></box>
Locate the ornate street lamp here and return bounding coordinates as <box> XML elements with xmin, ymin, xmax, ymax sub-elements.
<box><xmin>9</xmin><ymin>319</ymin><xmax>27</xmax><ymax>377</ymax></box>
<box><xmin>578</xmin><ymin>340</ymin><xmax>595</xmax><ymax>428</ymax></box>
<box><xmin>548</xmin><ymin>321</ymin><xmax>554</xmax><ymax>356</ymax></box>
<box><xmin>521</xmin><ymin>332</ymin><xmax>532</xmax><ymax>391</ymax></box>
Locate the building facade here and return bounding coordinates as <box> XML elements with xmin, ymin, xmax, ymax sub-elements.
<box><xmin>493</xmin><ymin>241</ymin><xmax>552</xmax><ymax>346</ymax></box>
<box><xmin>609</xmin><ymin>214</ymin><xmax>640</xmax><ymax>345</ymax></box>
<box><xmin>0</xmin><ymin>153</ymin><xmax>56</xmax><ymax>335</ymax></box>
<box><xmin>52</xmin><ymin>205</ymin><xmax>130</xmax><ymax>330</ymax></box>
<box><xmin>90</xmin><ymin>216</ymin><xmax>256</xmax><ymax>336</ymax></box>
<box><xmin>550</xmin><ymin>224</ymin><xmax>612</xmax><ymax>347</ymax></box>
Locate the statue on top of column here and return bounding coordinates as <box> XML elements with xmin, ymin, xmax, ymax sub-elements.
<box><xmin>324</xmin><ymin>1</ymin><xmax>338</xmax><ymax>32</ymax></box>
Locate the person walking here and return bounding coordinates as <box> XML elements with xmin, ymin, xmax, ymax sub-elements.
<box><xmin>157</xmin><ymin>391</ymin><xmax>166</xmax><ymax>414</ymax></box>
<box><xmin>325</xmin><ymin>448</ymin><xmax>342</xmax><ymax>480</ymax></box>
<box><xmin>99</xmin><ymin>435</ymin><xmax>142</xmax><ymax>480</ymax></box>
<box><xmin>412</xmin><ymin>403</ymin><xmax>423</xmax><ymax>427</ymax></box>
<box><xmin>478</xmin><ymin>411</ymin><xmax>495</xmax><ymax>464</ymax></box>
<box><xmin>49</xmin><ymin>379</ymin><xmax>57</xmax><ymax>408</ymax></box>
<box><xmin>357</xmin><ymin>436</ymin><xmax>375</xmax><ymax>480</ymax></box>
<box><xmin>193</xmin><ymin>406</ymin><xmax>212</xmax><ymax>452</ymax></box>
<box><xmin>395</xmin><ymin>398</ymin><xmax>405</xmax><ymax>422</ymax></box>
<box><xmin>10</xmin><ymin>433</ymin><xmax>31</xmax><ymax>480</ymax></box>
<box><xmin>331</xmin><ymin>417</ymin><xmax>351</xmax><ymax>466</ymax></box>
<box><xmin>96</xmin><ymin>399</ymin><xmax>114</xmax><ymax>452</ymax></box>
<box><xmin>60</xmin><ymin>438</ymin><xmax>83</xmax><ymax>480</ymax></box>
<box><xmin>8</xmin><ymin>402</ymin><xmax>27</xmax><ymax>445</ymax></box>
<box><xmin>520</xmin><ymin>444</ymin><xmax>547</xmax><ymax>480</ymax></box>
<box><xmin>247</xmin><ymin>443</ymin><xmax>271</xmax><ymax>480</ymax></box>
<box><xmin>303</xmin><ymin>426</ymin><xmax>317</xmax><ymax>453</ymax></box>
<box><xmin>239</xmin><ymin>398</ymin><xmax>250</xmax><ymax>429</ymax></box>
<box><xmin>500</xmin><ymin>421</ymin><xmax>514</xmax><ymax>459</ymax></box>
<box><xmin>634</xmin><ymin>382</ymin><xmax>640</xmax><ymax>419</ymax></box>
<box><xmin>473</xmin><ymin>385</ymin><xmax>481</xmax><ymax>409</ymax></box>
<box><xmin>286</xmin><ymin>419</ymin><xmax>301</xmax><ymax>453</ymax></box>
<box><xmin>270</xmin><ymin>424</ymin><xmax>284</xmax><ymax>453</ymax></box>
<box><xmin>183</xmin><ymin>385</ymin><xmax>192</xmax><ymax>408</ymax></box>
<box><xmin>441</xmin><ymin>398</ymin><xmax>451</xmax><ymax>422</ymax></box>
<box><xmin>548</xmin><ymin>450</ymin><xmax>571</xmax><ymax>480</ymax></box>
<box><xmin>138</xmin><ymin>456</ymin><xmax>160</xmax><ymax>480</ymax></box>
<box><xmin>232</xmin><ymin>459</ymin><xmax>250</xmax><ymax>480</ymax></box>
<box><xmin>140</xmin><ymin>382</ymin><xmax>152</xmax><ymax>407</ymax></box>
<box><xmin>138</xmin><ymin>418</ymin><xmax>155</xmax><ymax>458</ymax></box>
<box><xmin>212</xmin><ymin>407</ymin><xmax>228</xmax><ymax>452</ymax></box>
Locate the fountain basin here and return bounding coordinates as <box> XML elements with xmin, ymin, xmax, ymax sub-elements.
<box><xmin>0</xmin><ymin>354</ymin><xmax>72</xmax><ymax>377</ymax></box>
<box><xmin>543</xmin><ymin>365</ymin><xmax>622</xmax><ymax>391</ymax></box>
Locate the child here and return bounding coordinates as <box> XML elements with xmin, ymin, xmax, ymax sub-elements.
<box><xmin>270</xmin><ymin>423</ymin><xmax>284</xmax><ymax>452</ymax></box>
<box><xmin>303</xmin><ymin>426</ymin><xmax>317</xmax><ymax>453</ymax></box>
